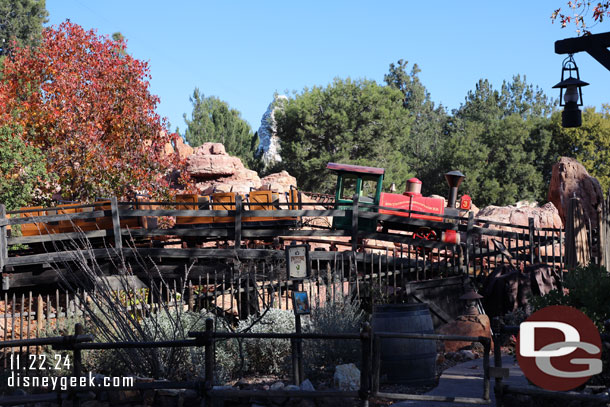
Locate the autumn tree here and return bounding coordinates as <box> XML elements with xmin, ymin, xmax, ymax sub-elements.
<box><xmin>184</xmin><ymin>88</ymin><xmax>256</xmax><ymax>167</ymax></box>
<box><xmin>1</xmin><ymin>21</ymin><xmax>181</xmax><ymax>201</ymax></box>
<box><xmin>0</xmin><ymin>0</ymin><xmax>48</xmax><ymax>57</ymax></box>
<box><xmin>552</xmin><ymin>1</ymin><xmax>609</xmax><ymax>34</ymax></box>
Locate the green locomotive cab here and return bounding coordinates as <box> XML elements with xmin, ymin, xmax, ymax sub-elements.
<box><xmin>326</xmin><ymin>162</ymin><xmax>384</xmax><ymax>232</ymax></box>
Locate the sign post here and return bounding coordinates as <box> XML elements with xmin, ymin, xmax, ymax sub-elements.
<box><xmin>286</xmin><ymin>244</ymin><xmax>310</xmax><ymax>384</ymax></box>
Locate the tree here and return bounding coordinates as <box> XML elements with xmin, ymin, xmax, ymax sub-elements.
<box><xmin>1</xmin><ymin>21</ymin><xmax>181</xmax><ymax>201</ymax></box>
<box><xmin>552</xmin><ymin>1</ymin><xmax>609</xmax><ymax>35</ymax></box>
<box><xmin>551</xmin><ymin>105</ymin><xmax>610</xmax><ymax>192</ymax></box>
<box><xmin>274</xmin><ymin>77</ymin><xmax>413</xmax><ymax>192</ymax></box>
<box><xmin>384</xmin><ymin>59</ymin><xmax>449</xmax><ymax>196</ymax></box>
<box><xmin>0</xmin><ymin>124</ymin><xmax>50</xmax><ymax>209</ymax></box>
<box><xmin>444</xmin><ymin>76</ymin><xmax>555</xmax><ymax>207</ymax></box>
<box><xmin>184</xmin><ymin>88</ymin><xmax>256</xmax><ymax>166</ymax></box>
<box><xmin>0</xmin><ymin>0</ymin><xmax>47</xmax><ymax>57</ymax></box>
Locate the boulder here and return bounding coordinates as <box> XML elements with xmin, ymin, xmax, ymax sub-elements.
<box><xmin>477</xmin><ymin>202</ymin><xmax>563</xmax><ymax>231</ymax></box>
<box><xmin>174</xmin><ymin>137</ymin><xmax>194</xmax><ymax>160</ymax></box>
<box><xmin>437</xmin><ymin>314</ymin><xmax>492</xmax><ymax>353</ymax></box>
<box><xmin>186</xmin><ymin>142</ymin><xmax>262</xmax><ymax>194</ymax></box>
<box><xmin>333</xmin><ymin>363</ymin><xmax>360</xmax><ymax>391</ymax></box>
<box><xmin>260</xmin><ymin>170</ymin><xmax>298</xmax><ymax>194</ymax></box>
<box><xmin>548</xmin><ymin>157</ymin><xmax>603</xmax><ymax>227</ymax></box>
<box><xmin>300</xmin><ymin>379</ymin><xmax>315</xmax><ymax>391</ymax></box>
<box><xmin>187</xmin><ymin>143</ymin><xmax>246</xmax><ymax>178</ymax></box>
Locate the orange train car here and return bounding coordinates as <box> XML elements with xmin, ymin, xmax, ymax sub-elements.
<box><xmin>175</xmin><ymin>189</ymin><xmax>300</xmax><ymax>228</ymax></box>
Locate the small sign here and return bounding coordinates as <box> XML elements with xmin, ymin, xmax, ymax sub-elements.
<box><xmin>292</xmin><ymin>291</ymin><xmax>310</xmax><ymax>315</ymax></box>
<box><xmin>286</xmin><ymin>245</ymin><xmax>310</xmax><ymax>279</ymax></box>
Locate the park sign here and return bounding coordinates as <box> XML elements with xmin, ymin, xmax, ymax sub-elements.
<box><xmin>285</xmin><ymin>245</ymin><xmax>310</xmax><ymax>279</ymax></box>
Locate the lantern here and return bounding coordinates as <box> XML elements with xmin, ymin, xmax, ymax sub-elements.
<box><xmin>552</xmin><ymin>54</ymin><xmax>589</xmax><ymax>128</ymax></box>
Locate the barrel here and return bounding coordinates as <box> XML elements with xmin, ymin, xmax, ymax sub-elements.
<box><xmin>372</xmin><ymin>303</ymin><xmax>436</xmax><ymax>385</ymax></box>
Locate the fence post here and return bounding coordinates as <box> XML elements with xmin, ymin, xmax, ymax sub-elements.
<box><xmin>466</xmin><ymin>211</ymin><xmax>474</xmax><ymax>277</ymax></box>
<box><xmin>73</xmin><ymin>323</ymin><xmax>83</xmax><ymax>378</ymax></box>
<box><xmin>352</xmin><ymin>194</ymin><xmax>360</xmax><ymax>253</ymax></box>
<box><xmin>0</xmin><ymin>204</ymin><xmax>7</xmax><ymax>271</ymax></box>
<box><xmin>492</xmin><ymin>317</ymin><xmax>504</xmax><ymax>406</ymax></box>
<box><xmin>204</xmin><ymin>318</ymin><xmax>214</xmax><ymax>406</ymax></box>
<box><xmin>601</xmin><ymin>188</ymin><xmax>610</xmax><ymax>271</ymax></box>
<box><xmin>360</xmin><ymin>322</ymin><xmax>372</xmax><ymax>404</ymax></box>
<box><xmin>110</xmin><ymin>197</ymin><xmax>123</xmax><ymax>252</ymax></box>
<box><xmin>234</xmin><ymin>194</ymin><xmax>242</xmax><ymax>249</ymax></box>
<box><xmin>528</xmin><ymin>217</ymin><xmax>535</xmax><ymax>265</ymax></box>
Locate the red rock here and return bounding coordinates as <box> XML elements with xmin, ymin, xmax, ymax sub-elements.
<box><xmin>260</xmin><ymin>171</ymin><xmax>298</xmax><ymax>194</ymax></box>
<box><xmin>477</xmin><ymin>202</ymin><xmax>563</xmax><ymax>230</ymax></box>
<box><xmin>548</xmin><ymin>157</ymin><xmax>603</xmax><ymax>227</ymax></box>
<box><xmin>174</xmin><ymin>137</ymin><xmax>194</xmax><ymax>160</ymax></box>
<box><xmin>437</xmin><ymin>314</ymin><xmax>492</xmax><ymax>353</ymax></box>
<box><xmin>187</xmin><ymin>144</ymin><xmax>245</xmax><ymax>178</ymax></box>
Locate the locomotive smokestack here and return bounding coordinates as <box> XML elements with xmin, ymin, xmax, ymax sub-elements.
<box><xmin>445</xmin><ymin>170</ymin><xmax>465</xmax><ymax>208</ymax></box>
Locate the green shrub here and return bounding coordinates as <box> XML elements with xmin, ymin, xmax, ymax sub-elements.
<box><xmin>530</xmin><ymin>263</ymin><xmax>610</xmax><ymax>329</ymax></box>
<box><xmin>237</xmin><ymin>308</ymin><xmax>295</xmax><ymax>376</ymax></box>
<box><xmin>304</xmin><ymin>297</ymin><xmax>365</xmax><ymax>374</ymax></box>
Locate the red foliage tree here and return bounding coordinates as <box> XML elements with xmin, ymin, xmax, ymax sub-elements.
<box><xmin>552</xmin><ymin>1</ymin><xmax>610</xmax><ymax>35</ymax></box>
<box><xmin>1</xmin><ymin>21</ymin><xmax>186</xmax><ymax>201</ymax></box>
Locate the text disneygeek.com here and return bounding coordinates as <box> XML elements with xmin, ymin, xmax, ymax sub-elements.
<box><xmin>7</xmin><ymin>372</ymin><xmax>135</xmax><ymax>391</ymax></box>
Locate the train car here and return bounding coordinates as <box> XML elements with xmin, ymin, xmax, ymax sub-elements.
<box><xmin>9</xmin><ymin>198</ymin><xmax>153</xmax><ymax>237</ymax></box>
<box><xmin>327</xmin><ymin>162</ymin><xmax>471</xmax><ymax>243</ymax></box>
<box><xmin>175</xmin><ymin>188</ymin><xmax>300</xmax><ymax>228</ymax></box>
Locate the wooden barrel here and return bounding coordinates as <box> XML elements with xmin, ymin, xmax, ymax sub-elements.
<box><xmin>372</xmin><ymin>303</ymin><xmax>436</xmax><ymax>385</ymax></box>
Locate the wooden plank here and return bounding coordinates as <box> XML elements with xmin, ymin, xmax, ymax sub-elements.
<box><xmin>5</xmin><ymin>248</ymin><xmax>112</xmax><ymax>266</ymax></box>
<box><xmin>234</xmin><ymin>195</ymin><xmax>242</xmax><ymax>249</ymax></box>
<box><xmin>242</xmin><ymin>229</ymin><xmax>348</xmax><ymax>238</ymax></box>
<box><xmin>120</xmin><ymin>209</ymin><xmax>346</xmax><ymax>218</ymax></box>
<box><xmin>124</xmin><ymin>228</ymin><xmax>230</xmax><ymax>237</ymax></box>
<box><xmin>119</xmin><ymin>209</ymin><xmax>234</xmax><ymax>217</ymax></box>
<box><xmin>0</xmin><ymin>204</ymin><xmax>6</xmax><ymax>270</ymax></box>
<box><xmin>352</xmin><ymin>194</ymin><xmax>359</xmax><ymax>252</ymax></box>
<box><xmin>130</xmin><ymin>247</ymin><xmax>285</xmax><ymax>260</ymax></box>
<box><xmin>8</xmin><ymin>229</ymin><xmax>108</xmax><ymax>245</ymax></box>
<box><xmin>528</xmin><ymin>217</ymin><xmax>535</xmax><ymax>265</ymax></box>
<box><xmin>110</xmin><ymin>197</ymin><xmax>123</xmax><ymax>251</ymax></box>
<box><xmin>466</xmin><ymin>211</ymin><xmax>474</xmax><ymax>276</ymax></box>
<box><xmin>6</xmin><ymin>210</ymin><xmax>106</xmax><ymax>226</ymax></box>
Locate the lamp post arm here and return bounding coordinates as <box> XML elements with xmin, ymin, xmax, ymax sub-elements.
<box><xmin>555</xmin><ymin>32</ymin><xmax>610</xmax><ymax>71</ymax></box>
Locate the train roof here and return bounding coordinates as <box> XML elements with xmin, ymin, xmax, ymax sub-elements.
<box><xmin>326</xmin><ymin>162</ymin><xmax>385</xmax><ymax>176</ymax></box>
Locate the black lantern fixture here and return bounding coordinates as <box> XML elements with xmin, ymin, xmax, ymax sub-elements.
<box><xmin>553</xmin><ymin>54</ymin><xmax>589</xmax><ymax>128</ymax></box>
<box><xmin>459</xmin><ymin>289</ymin><xmax>483</xmax><ymax>316</ymax></box>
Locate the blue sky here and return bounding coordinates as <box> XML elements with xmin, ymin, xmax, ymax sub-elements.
<box><xmin>46</xmin><ymin>1</ymin><xmax>609</xmax><ymax>134</ymax></box>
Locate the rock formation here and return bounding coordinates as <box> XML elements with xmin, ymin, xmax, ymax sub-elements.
<box><xmin>256</xmin><ymin>95</ymin><xmax>287</xmax><ymax>167</ymax></box>
<box><xmin>477</xmin><ymin>202</ymin><xmax>563</xmax><ymax>231</ymax></box>
<box><xmin>548</xmin><ymin>157</ymin><xmax>603</xmax><ymax>227</ymax></box>
<box><xmin>260</xmin><ymin>171</ymin><xmax>297</xmax><ymax>194</ymax></box>
<box><xmin>438</xmin><ymin>314</ymin><xmax>492</xmax><ymax>353</ymax></box>
<box><xmin>187</xmin><ymin>142</ymin><xmax>262</xmax><ymax>195</ymax></box>
<box><xmin>183</xmin><ymin>142</ymin><xmax>302</xmax><ymax>196</ymax></box>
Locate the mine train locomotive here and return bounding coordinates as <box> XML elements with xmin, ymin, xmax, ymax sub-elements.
<box><xmin>327</xmin><ymin>162</ymin><xmax>472</xmax><ymax>243</ymax></box>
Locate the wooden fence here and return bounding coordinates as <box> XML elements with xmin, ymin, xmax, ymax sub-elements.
<box><xmin>0</xmin><ymin>197</ymin><xmax>564</xmax><ymax>344</ymax></box>
<box><xmin>0</xmin><ymin>321</ymin><xmax>494</xmax><ymax>406</ymax></box>
<box><xmin>0</xmin><ymin>197</ymin><xmax>564</xmax><ymax>284</ymax></box>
